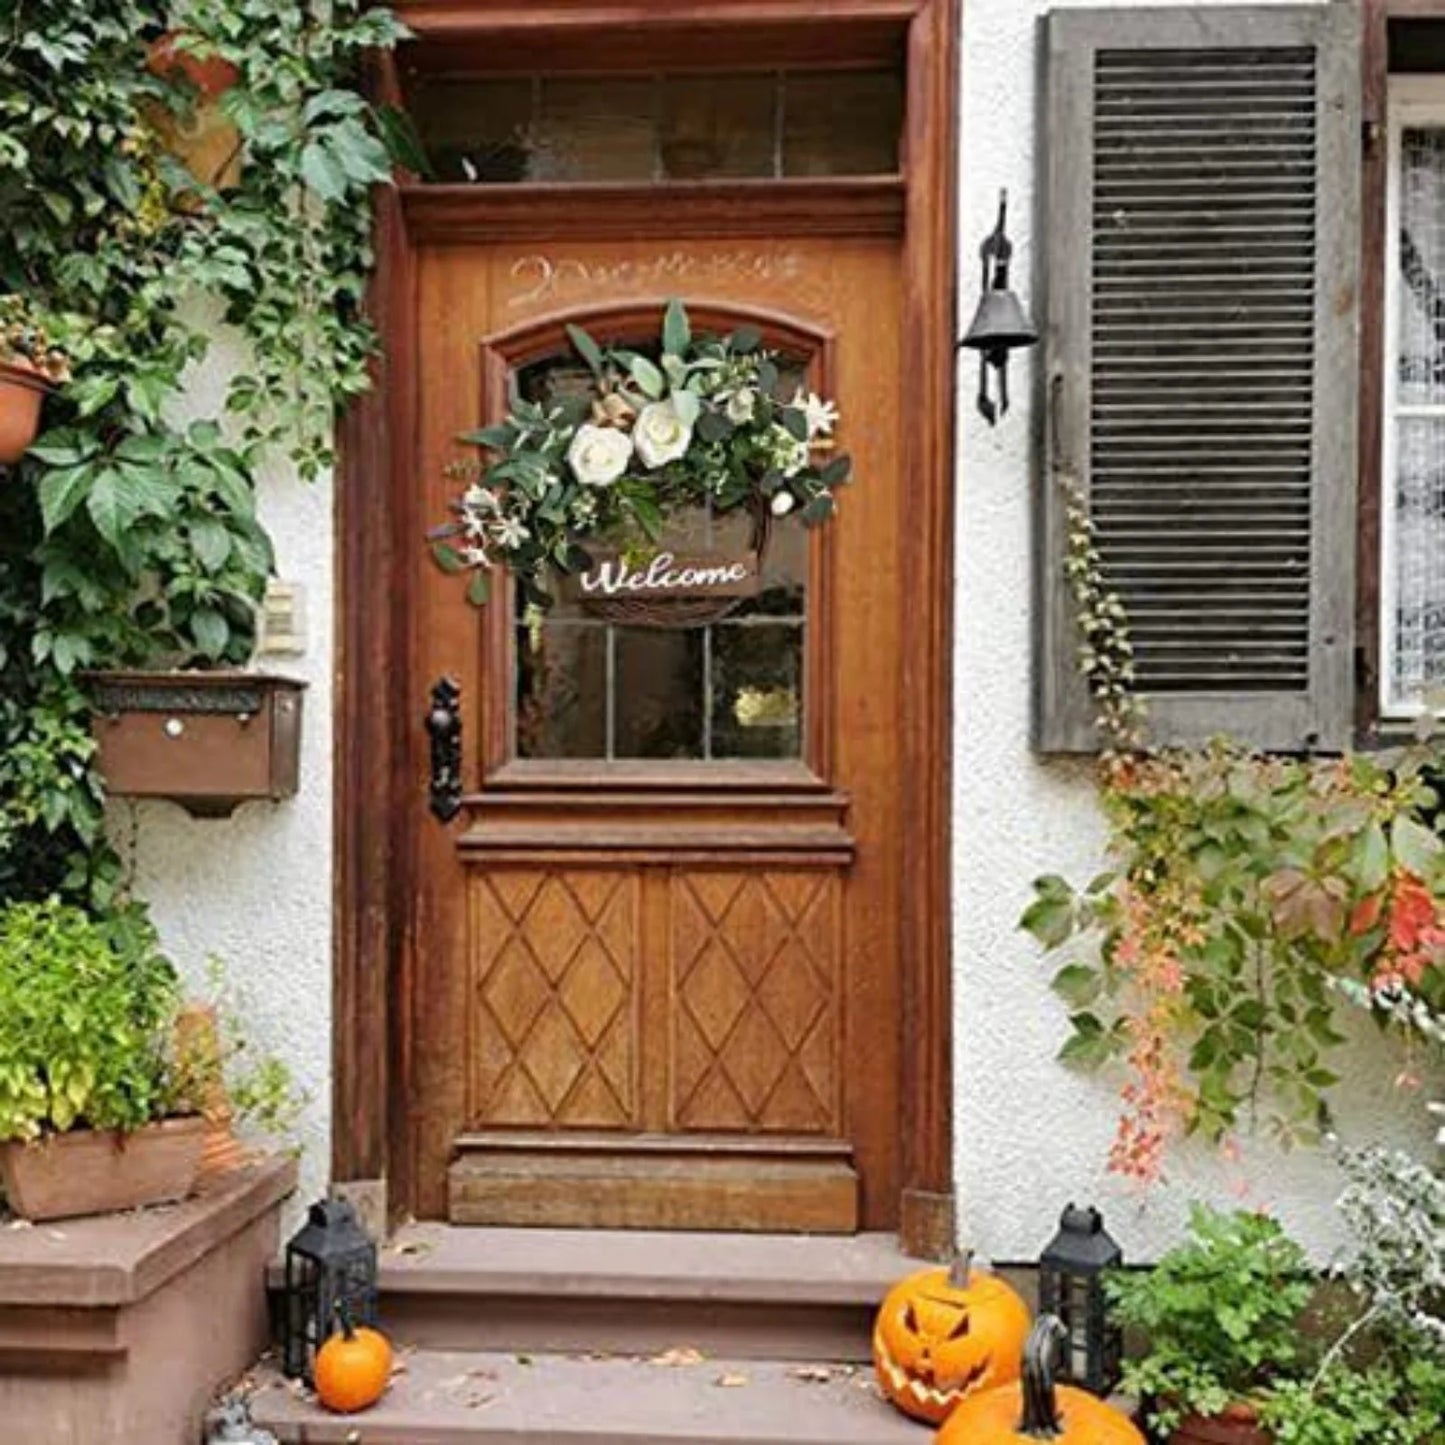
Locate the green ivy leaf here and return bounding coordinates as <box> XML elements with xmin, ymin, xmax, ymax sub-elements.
<box><xmin>38</xmin><ymin>464</ymin><xmax>93</xmax><ymax>533</ymax></box>
<box><xmin>190</xmin><ymin>608</ymin><xmax>230</xmax><ymax>660</ymax></box>
<box><xmin>1051</xmin><ymin>963</ymin><xmax>1102</xmax><ymax>1009</ymax></box>
<box><xmin>190</xmin><ymin>518</ymin><xmax>233</xmax><ymax>573</ymax></box>
<box><xmin>300</xmin><ymin>140</ymin><xmax>349</xmax><ymax>203</ymax></box>
<box><xmin>1391</xmin><ymin>815</ymin><xmax>1442</xmax><ymax>878</ymax></box>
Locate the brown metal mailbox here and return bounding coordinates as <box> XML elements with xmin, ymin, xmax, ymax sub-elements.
<box><xmin>85</xmin><ymin>671</ymin><xmax>305</xmax><ymax>818</ymax></box>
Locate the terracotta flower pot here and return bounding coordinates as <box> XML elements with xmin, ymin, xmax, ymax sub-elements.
<box><xmin>146</xmin><ymin>31</ymin><xmax>240</xmax><ymax>99</ymax></box>
<box><xmin>0</xmin><ymin>358</ymin><xmax>53</xmax><ymax>465</ymax></box>
<box><xmin>1171</xmin><ymin>1403</ymin><xmax>1272</xmax><ymax>1445</ymax></box>
<box><xmin>0</xmin><ymin>1116</ymin><xmax>208</xmax><ymax>1222</ymax></box>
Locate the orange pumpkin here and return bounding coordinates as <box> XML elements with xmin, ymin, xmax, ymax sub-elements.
<box><xmin>938</xmin><ymin>1315</ymin><xmax>1145</xmax><ymax>1444</ymax></box>
<box><xmin>312</xmin><ymin>1306</ymin><xmax>392</xmax><ymax>1415</ymax></box>
<box><xmin>872</xmin><ymin>1254</ymin><xmax>1032</xmax><ymax>1424</ymax></box>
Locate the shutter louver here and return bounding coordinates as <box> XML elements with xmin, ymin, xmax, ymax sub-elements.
<box><xmin>1038</xmin><ymin>4</ymin><xmax>1362</xmax><ymax>753</ymax></box>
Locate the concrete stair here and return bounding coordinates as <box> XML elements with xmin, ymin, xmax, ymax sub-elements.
<box><xmin>252</xmin><ymin>1226</ymin><xmax>926</xmax><ymax>1444</ymax></box>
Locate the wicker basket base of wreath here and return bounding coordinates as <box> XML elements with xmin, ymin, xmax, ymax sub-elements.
<box><xmin>578</xmin><ymin>593</ymin><xmax>746</xmax><ymax>628</ymax></box>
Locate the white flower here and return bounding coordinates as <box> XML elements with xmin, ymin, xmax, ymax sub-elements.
<box><xmin>464</xmin><ymin>484</ymin><xmax>500</xmax><ymax>512</ymax></box>
<box><xmin>494</xmin><ymin>516</ymin><xmax>531</xmax><ymax>549</ymax></box>
<box><xmin>770</xmin><ymin>490</ymin><xmax>796</xmax><ymax>517</ymax></box>
<box><xmin>463</xmin><ymin>544</ymin><xmax>491</xmax><ymax>568</ymax></box>
<box><xmin>792</xmin><ymin>389</ymin><xmax>838</xmax><ymax>438</ymax></box>
<box><xmin>633</xmin><ymin>400</ymin><xmax>694</xmax><ymax>469</ymax></box>
<box><xmin>725</xmin><ymin>388</ymin><xmax>756</xmax><ymax>425</ymax></box>
<box><xmin>567</xmin><ymin>424</ymin><xmax>633</xmax><ymax>487</ymax></box>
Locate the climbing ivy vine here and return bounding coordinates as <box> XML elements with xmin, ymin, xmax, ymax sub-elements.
<box><xmin>0</xmin><ymin>0</ymin><xmax>409</xmax><ymax>908</ymax></box>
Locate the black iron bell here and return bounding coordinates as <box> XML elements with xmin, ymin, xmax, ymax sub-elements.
<box><xmin>961</xmin><ymin>286</ymin><xmax>1039</xmax><ymax>356</ymax></box>
<box><xmin>960</xmin><ymin>190</ymin><xmax>1038</xmax><ymax>424</ymax></box>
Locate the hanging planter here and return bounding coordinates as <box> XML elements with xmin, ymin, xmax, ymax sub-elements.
<box><xmin>144</xmin><ymin>31</ymin><xmax>243</xmax><ymax>192</ymax></box>
<box><xmin>0</xmin><ymin>297</ymin><xmax>70</xmax><ymax>466</ymax></box>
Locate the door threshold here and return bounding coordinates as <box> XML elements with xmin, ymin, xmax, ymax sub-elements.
<box><xmin>448</xmin><ymin>1132</ymin><xmax>858</xmax><ymax>1233</ymax></box>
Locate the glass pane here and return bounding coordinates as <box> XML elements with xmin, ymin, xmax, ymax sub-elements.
<box><xmin>782</xmin><ymin>70</ymin><xmax>902</xmax><ymax>177</ymax></box>
<box><xmin>1398</xmin><ymin>127</ymin><xmax>1445</xmax><ymax>405</ymax></box>
<box><xmin>533</xmin><ymin>78</ymin><xmax>657</xmax><ymax>182</ymax></box>
<box><xmin>407</xmin><ymin>78</ymin><xmax>534</xmax><ymax>183</ymax></box>
<box><xmin>659</xmin><ymin>74</ymin><xmax>778</xmax><ymax>180</ymax></box>
<box><xmin>407</xmin><ymin>68</ymin><xmax>902</xmax><ymax>184</ymax></box>
<box><xmin>516</xmin><ymin>625</ymin><xmax>607</xmax><ymax>758</ymax></box>
<box><xmin>1391</xmin><ymin>419</ymin><xmax>1445</xmax><ymax>709</ymax></box>
<box><xmin>614</xmin><ymin>627</ymin><xmax>704</xmax><ymax>758</ymax></box>
<box><xmin>508</xmin><ymin>346</ymin><xmax>811</xmax><ymax>763</ymax></box>
<box><xmin>712</xmin><ymin>623</ymin><xmax>804</xmax><ymax>758</ymax></box>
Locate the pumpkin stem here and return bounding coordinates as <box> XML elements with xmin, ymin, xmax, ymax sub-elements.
<box><xmin>947</xmin><ymin>1250</ymin><xmax>975</xmax><ymax>1289</ymax></box>
<box><xmin>1018</xmin><ymin>1315</ymin><xmax>1070</xmax><ymax>1439</ymax></box>
<box><xmin>334</xmin><ymin>1299</ymin><xmax>357</xmax><ymax>1341</ymax></box>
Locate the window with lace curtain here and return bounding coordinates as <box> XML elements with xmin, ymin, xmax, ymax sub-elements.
<box><xmin>1385</xmin><ymin>80</ymin><xmax>1445</xmax><ymax>717</ymax></box>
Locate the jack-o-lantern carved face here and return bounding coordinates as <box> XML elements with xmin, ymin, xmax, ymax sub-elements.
<box><xmin>872</xmin><ymin>1262</ymin><xmax>1032</xmax><ymax>1425</ymax></box>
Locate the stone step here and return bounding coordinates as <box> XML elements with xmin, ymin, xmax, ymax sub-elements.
<box><xmin>344</xmin><ymin>1225</ymin><xmax>918</xmax><ymax>1363</ymax></box>
<box><xmin>248</xmin><ymin>1347</ymin><xmax>921</xmax><ymax>1445</ymax></box>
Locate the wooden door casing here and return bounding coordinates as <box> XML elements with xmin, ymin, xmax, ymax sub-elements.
<box><xmin>406</xmin><ymin>238</ymin><xmax>904</xmax><ymax>1229</ymax></box>
<box><xmin>335</xmin><ymin>0</ymin><xmax>960</xmax><ymax>1257</ymax></box>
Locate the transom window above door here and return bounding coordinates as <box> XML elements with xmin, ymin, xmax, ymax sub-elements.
<box><xmin>404</xmin><ymin>69</ymin><xmax>903</xmax><ymax>184</ymax></box>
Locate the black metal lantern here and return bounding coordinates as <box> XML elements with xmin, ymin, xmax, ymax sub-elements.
<box><xmin>960</xmin><ymin>188</ymin><xmax>1039</xmax><ymax>425</ymax></box>
<box><xmin>1037</xmin><ymin>1203</ymin><xmax>1123</xmax><ymax>1397</ymax></box>
<box><xmin>281</xmin><ymin>1198</ymin><xmax>379</xmax><ymax>1381</ymax></box>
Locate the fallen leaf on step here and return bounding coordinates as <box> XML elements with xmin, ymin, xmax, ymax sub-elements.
<box><xmin>515</xmin><ymin>1353</ymin><xmax>535</xmax><ymax>1367</ymax></box>
<box><xmin>652</xmin><ymin>1346</ymin><xmax>705</xmax><ymax>1368</ymax></box>
<box><xmin>789</xmin><ymin>1365</ymin><xmax>836</xmax><ymax>1384</ymax></box>
<box><xmin>388</xmin><ymin>1239</ymin><xmax>434</xmax><ymax>1258</ymax></box>
<box><xmin>714</xmin><ymin>1372</ymin><xmax>750</xmax><ymax>1388</ymax></box>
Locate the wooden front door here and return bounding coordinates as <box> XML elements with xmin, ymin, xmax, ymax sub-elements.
<box><xmin>403</xmin><ymin>228</ymin><xmax>908</xmax><ymax>1232</ymax></box>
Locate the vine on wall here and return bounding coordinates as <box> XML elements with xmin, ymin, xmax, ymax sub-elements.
<box><xmin>0</xmin><ymin>0</ymin><xmax>407</xmax><ymax>909</ymax></box>
<box><xmin>1025</xmin><ymin>478</ymin><xmax>1445</xmax><ymax>1184</ymax></box>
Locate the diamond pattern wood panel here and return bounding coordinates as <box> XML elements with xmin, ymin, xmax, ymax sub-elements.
<box><xmin>670</xmin><ymin>870</ymin><xmax>841</xmax><ymax>1134</ymax></box>
<box><xmin>469</xmin><ymin>870</ymin><xmax>639</xmax><ymax>1128</ymax></box>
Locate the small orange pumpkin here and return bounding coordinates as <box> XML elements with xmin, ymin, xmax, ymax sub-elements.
<box><xmin>872</xmin><ymin>1253</ymin><xmax>1032</xmax><ymax>1424</ymax></box>
<box><xmin>312</xmin><ymin>1305</ymin><xmax>392</xmax><ymax>1414</ymax></box>
<box><xmin>938</xmin><ymin>1315</ymin><xmax>1145</xmax><ymax>1444</ymax></box>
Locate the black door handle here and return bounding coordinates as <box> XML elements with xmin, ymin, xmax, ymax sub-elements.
<box><xmin>426</xmin><ymin>676</ymin><xmax>462</xmax><ymax>822</ymax></box>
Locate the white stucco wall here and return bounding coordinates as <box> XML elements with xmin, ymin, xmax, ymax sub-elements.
<box><xmin>112</xmin><ymin>315</ymin><xmax>334</xmax><ymax>1216</ymax></box>
<box><xmin>112</xmin><ymin>1</ymin><xmax>1431</xmax><ymax>1263</ymax></box>
<box><xmin>953</xmin><ymin>0</ymin><xmax>1430</xmax><ymax>1264</ymax></box>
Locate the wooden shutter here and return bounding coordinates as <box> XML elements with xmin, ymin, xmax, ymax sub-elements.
<box><xmin>1038</xmin><ymin>3</ymin><xmax>1362</xmax><ymax>753</ymax></box>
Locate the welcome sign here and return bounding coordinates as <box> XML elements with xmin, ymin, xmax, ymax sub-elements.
<box><xmin>565</xmin><ymin>549</ymin><xmax>761</xmax><ymax>609</ymax></box>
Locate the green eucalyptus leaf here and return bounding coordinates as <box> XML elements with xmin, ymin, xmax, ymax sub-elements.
<box><xmin>566</xmin><ymin>324</ymin><xmax>605</xmax><ymax>376</ymax></box>
<box><xmin>662</xmin><ymin>298</ymin><xmax>691</xmax><ymax>357</ymax></box>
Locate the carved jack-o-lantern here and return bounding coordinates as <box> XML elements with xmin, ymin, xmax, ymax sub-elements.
<box><xmin>873</xmin><ymin>1254</ymin><xmax>1033</xmax><ymax>1424</ymax></box>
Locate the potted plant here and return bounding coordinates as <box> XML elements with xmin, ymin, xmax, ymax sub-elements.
<box><xmin>0</xmin><ymin>900</ymin><xmax>205</xmax><ymax>1221</ymax></box>
<box><xmin>1107</xmin><ymin>1206</ymin><xmax>1315</xmax><ymax>1444</ymax></box>
<box><xmin>0</xmin><ymin>295</ymin><xmax>70</xmax><ymax>465</ymax></box>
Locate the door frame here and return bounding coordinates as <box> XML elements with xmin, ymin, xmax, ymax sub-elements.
<box><xmin>333</xmin><ymin>0</ymin><xmax>960</xmax><ymax>1258</ymax></box>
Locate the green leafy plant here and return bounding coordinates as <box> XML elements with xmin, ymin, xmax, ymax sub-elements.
<box><xmin>0</xmin><ymin>0</ymin><xmax>409</xmax><ymax>908</ymax></box>
<box><xmin>1022</xmin><ymin>742</ymin><xmax>1445</xmax><ymax>1181</ymax></box>
<box><xmin>1107</xmin><ymin>1206</ymin><xmax>1315</xmax><ymax>1434</ymax></box>
<box><xmin>167</xmin><ymin>957</ymin><xmax>307</xmax><ymax>1141</ymax></box>
<box><xmin>0</xmin><ymin>899</ymin><xmax>179</xmax><ymax>1141</ymax></box>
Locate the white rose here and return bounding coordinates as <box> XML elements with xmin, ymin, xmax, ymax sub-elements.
<box><xmin>770</xmin><ymin>490</ymin><xmax>796</xmax><ymax>517</ymax></box>
<box><xmin>567</xmin><ymin>424</ymin><xmax>633</xmax><ymax>487</ymax></box>
<box><xmin>725</xmin><ymin>388</ymin><xmax>756</xmax><ymax>424</ymax></box>
<box><xmin>633</xmin><ymin>400</ymin><xmax>694</xmax><ymax>469</ymax></box>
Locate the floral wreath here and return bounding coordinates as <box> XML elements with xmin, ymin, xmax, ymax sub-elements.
<box><xmin>430</xmin><ymin>300</ymin><xmax>852</xmax><ymax>608</ymax></box>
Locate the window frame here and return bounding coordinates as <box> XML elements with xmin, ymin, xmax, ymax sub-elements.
<box><xmin>1381</xmin><ymin>74</ymin><xmax>1445</xmax><ymax>720</ymax></box>
<box><xmin>475</xmin><ymin>299</ymin><xmax>839</xmax><ymax>793</ymax></box>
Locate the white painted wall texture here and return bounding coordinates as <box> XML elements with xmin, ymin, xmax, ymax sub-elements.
<box><xmin>954</xmin><ymin>0</ymin><xmax>1430</xmax><ymax>1264</ymax></box>
<box><xmin>112</xmin><ymin>313</ymin><xmax>334</xmax><ymax>1216</ymax></box>
<box><xmin>115</xmin><ymin>2</ymin><xmax>1428</xmax><ymax>1261</ymax></box>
